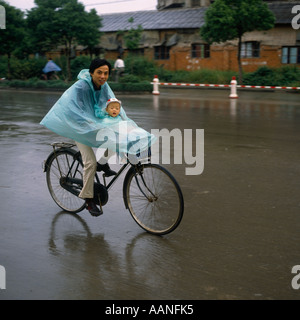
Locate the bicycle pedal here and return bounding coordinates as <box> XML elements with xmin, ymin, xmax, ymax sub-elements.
<box><xmin>89</xmin><ymin>209</ymin><xmax>103</xmax><ymax>217</ymax></box>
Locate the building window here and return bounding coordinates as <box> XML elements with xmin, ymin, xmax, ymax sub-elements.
<box><xmin>191</xmin><ymin>0</ymin><xmax>201</xmax><ymax>6</ymax></box>
<box><xmin>154</xmin><ymin>46</ymin><xmax>170</xmax><ymax>60</ymax></box>
<box><xmin>240</xmin><ymin>41</ymin><xmax>260</xmax><ymax>58</ymax></box>
<box><xmin>282</xmin><ymin>47</ymin><xmax>300</xmax><ymax>64</ymax></box>
<box><xmin>191</xmin><ymin>44</ymin><xmax>210</xmax><ymax>58</ymax></box>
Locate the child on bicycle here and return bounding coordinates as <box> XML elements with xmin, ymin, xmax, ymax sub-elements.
<box><xmin>96</xmin><ymin>98</ymin><xmax>155</xmax><ymax>163</ymax></box>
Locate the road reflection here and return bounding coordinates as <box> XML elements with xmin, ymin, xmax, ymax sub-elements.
<box><xmin>48</xmin><ymin>211</ymin><xmax>181</xmax><ymax>299</ymax></box>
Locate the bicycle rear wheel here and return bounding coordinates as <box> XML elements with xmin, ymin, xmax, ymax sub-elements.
<box><xmin>124</xmin><ymin>164</ymin><xmax>184</xmax><ymax>235</ymax></box>
<box><xmin>46</xmin><ymin>149</ymin><xmax>85</xmax><ymax>213</ymax></box>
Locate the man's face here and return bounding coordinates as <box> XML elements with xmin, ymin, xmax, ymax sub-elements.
<box><xmin>90</xmin><ymin>65</ymin><xmax>109</xmax><ymax>88</ymax></box>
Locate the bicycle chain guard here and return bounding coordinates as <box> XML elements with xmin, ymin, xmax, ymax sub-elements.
<box><xmin>93</xmin><ymin>182</ymin><xmax>109</xmax><ymax>206</ymax></box>
<box><xmin>60</xmin><ymin>177</ymin><xmax>109</xmax><ymax>207</ymax></box>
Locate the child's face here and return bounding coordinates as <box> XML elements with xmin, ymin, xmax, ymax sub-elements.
<box><xmin>106</xmin><ymin>102</ymin><xmax>120</xmax><ymax>117</ymax></box>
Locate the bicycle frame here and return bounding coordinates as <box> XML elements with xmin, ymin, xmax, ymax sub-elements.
<box><xmin>101</xmin><ymin>163</ymin><xmax>130</xmax><ymax>190</ymax></box>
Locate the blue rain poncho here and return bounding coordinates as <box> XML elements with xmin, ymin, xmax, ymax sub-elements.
<box><xmin>40</xmin><ymin>69</ymin><xmax>155</xmax><ymax>154</ymax></box>
<box><xmin>43</xmin><ymin>60</ymin><xmax>61</xmax><ymax>73</ymax></box>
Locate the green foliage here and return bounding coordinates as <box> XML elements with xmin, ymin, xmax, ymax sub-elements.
<box><xmin>52</xmin><ymin>55</ymin><xmax>67</xmax><ymax>79</ymax></box>
<box><xmin>0</xmin><ymin>55</ymin><xmax>92</xmax><ymax>81</ymax></box>
<box><xmin>243</xmin><ymin>66</ymin><xmax>275</xmax><ymax>85</ymax></box>
<box><xmin>121</xmin><ymin>55</ymin><xmax>235</xmax><ymax>85</ymax></box>
<box><xmin>0</xmin><ymin>1</ymin><xmax>26</xmax><ymax>56</ymax></box>
<box><xmin>117</xmin><ymin>18</ymin><xmax>143</xmax><ymax>51</ymax></box>
<box><xmin>243</xmin><ymin>66</ymin><xmax>300</xmax><ymax>86</ymax></box>
<box><xmin>119</xmin><ymin>74</ymin><xmax>140</xmax><ymax>83</ymax></box>
<box><xmin>70</xmin><ymin>56</ymin><xmax>92</xmax><ymax>79</ymax></box>
<box><xmin>0</xmin><ymin>78</ymin><xmax>72</xmax><ymax>89</ymax></box>
<box><xmin>0</xmin><ymin>55</ymin><xmax>8</xmax><ymax>76</ymax></box>
<box><xmin>26</xmin><ymin>0</ymin><xmax>102</xmax><ymax>80</ymax></box>
<box><xmin>201</xmin><ymin>0</ymin><xmax>275</xmax><ymax>43</ymax></box>
<box><xmin>78</xmin><ymin>9</ymin><xmax>103</xmax><ymax>52</ymax></box>
<box><xmin>26</xmin><ymin>0</ymin><xmax>102</xmax><ymax>53</ymax></box>
<box><xmin>0</xmin><ymin>56</ymin><xmax>48</xmax><ymax>79</ymax></box>
<box><xmin>109</xmin><ymin>81</ymin><xmax>152</xmax><ymax>93</ymax></box>
<box><xmin>163</xmin><ymin>69</ymin><xmax>236</xmax><ymax>84</ymax></box>
<box><xmin>0</xmin><ymin>1</ymin><xmax>27</xmax><ymax>78</ymax></box>
<box><xmin>124</xmin><ymin>55</ymin><xmax>157</xmax><ymax>80</ymax></box>
<box><xmin>124</xmin><ymin>23</ymin><xmax>143</xmax><ymax>51</ymax></box>
<box><xmin>2</xmin><ymin>54</ymin><xmax>299</xmax><ymax>91</ymax></box>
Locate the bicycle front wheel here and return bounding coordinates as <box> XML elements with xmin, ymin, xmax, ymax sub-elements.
<box><xmin>125</xmin><ymin>164</ymin><xmax>184</xmax><ymax>235</ymax></box>
<box><xmin>46</xmin><ymin>149</ymin><xmax>85</xmax><ymax>213</ymax></box>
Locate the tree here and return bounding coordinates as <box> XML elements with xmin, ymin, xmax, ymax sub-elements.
<box><xmin>77</xmin><ymin>8</ymin><xmax>103</xmax><ymax>59</ymax></box>
<box><xmin>26</xmin><ymin>0</ymin><xmax>102</xmax><ymax>80</ymax></box>
<box><xmin>118</xmin><ymin>17</ymin><xmax>143</xmax><ymax>52</ymax></box>
<box><xmin>0</xmin><ymin>0</ymin><xmax>26</xmax><ymax>79</ymax></box>
<box><xmin>200</xmin><ymin>0</ymin><xmax>275</xmax><ymax>84</ymax></box>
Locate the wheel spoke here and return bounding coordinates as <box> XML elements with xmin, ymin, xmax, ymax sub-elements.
<box><xmin>126</xmin><ymin>164</ymin><xmax>184</xmax><ymax>235</ymax></box>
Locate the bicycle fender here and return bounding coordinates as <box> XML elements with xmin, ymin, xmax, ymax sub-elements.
<box><xmin>43</xmin><ymin>148</ymin><xmax>78</xmax><ymax>172</ymax></box>
<box><xmin>122</xmin><ymin>165</ymin><xmax>137</xmax><ymax>209</ymax></box>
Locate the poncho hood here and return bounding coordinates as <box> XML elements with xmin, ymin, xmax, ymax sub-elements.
<box><xmin>78</xmin><ymin>69</ymin><xmax>92</xmax><ymax>85</ymax></box>
<box><xmin>77</xmin><ymin>69</ymin><xmax>100</xmax><ymax>97</ymax></box>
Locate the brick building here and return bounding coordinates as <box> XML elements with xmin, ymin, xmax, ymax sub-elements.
<box><xmin>95</xmin><ymin>0</ymin><xmax>300</xmax><ymax>73</ymax></box>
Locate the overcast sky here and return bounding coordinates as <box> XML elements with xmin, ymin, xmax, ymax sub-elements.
<box><xmin>5</xmin><ymin>0</ymin><xmax>158</xmax><ymax>14</ymax></box>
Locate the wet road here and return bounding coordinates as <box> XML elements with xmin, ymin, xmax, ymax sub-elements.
<box><xmin>0</xmin><ymin>87</ymin><xmax>300</xmax><ymax>300</ymax></box>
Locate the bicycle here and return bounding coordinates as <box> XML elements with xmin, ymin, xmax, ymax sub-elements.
<box><xmin>43</xmin><ymin>142</ymin><xmax>184</xmax><ymax>235</ymax></box>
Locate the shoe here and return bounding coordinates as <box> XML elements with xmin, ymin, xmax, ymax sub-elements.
<box><xmin>97</xmin><ymin>163</ymin><xmax>117</xmax><ymax>177</ymax></box>
<box><xmin>85</xmin><ymin>198</ymin><xmax>103</xmax><ymax>217</ymax></box>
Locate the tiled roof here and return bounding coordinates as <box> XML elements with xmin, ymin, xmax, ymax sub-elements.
<box><xmin>100</xmin><ymin>2</ymin><xmax>300</xmax><ymax>32</ymax></box>
<box><xmin>100</xmin><ymin>8</ymin><xmax>206</xmax><ymax>32</ymax></box>
<box><xmin>268</xmin><ymin>2</ymin><xmax>300</xmax><ymax>24</ymax></box>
